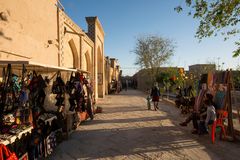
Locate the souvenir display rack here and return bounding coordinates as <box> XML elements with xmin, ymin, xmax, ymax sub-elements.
<box><xmin>0</xmin><ymin>126</ymin><xmax>33</xmax><ymax>146</ymax></box>
<box><xmin>193</xmin><ymin>70</ymin><xmax>237</xmax><ymax>141</ymax></box>
<box><xmin>0</xmin><ymin>60</ymin><xmax>95</xmax><ymax>159</ymax></box>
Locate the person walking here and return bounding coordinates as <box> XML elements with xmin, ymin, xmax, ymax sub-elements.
<box><xmin>151</xmin><ymin>82</ymin><xmax>161</xmax><ymax>111</ymax></box>
<box><xmin>85</xmin><ymin>80</ymin><xmax>94</xmax><ymax>120</ymax></box>
<box><xmin>125</xmin><ymin>79</ymin><xmax>128</xmax><ymax>91</ymax></box>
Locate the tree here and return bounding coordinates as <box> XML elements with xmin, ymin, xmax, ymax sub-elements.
<box><xmin>175</xmin><ymin>0</ymin><xmax>240</xmax><ymax>57</ymax></box>
<box><xmin>134</xmin><ymin>35</ymin><xmax>175</xmax><ymax>84</ymax></box>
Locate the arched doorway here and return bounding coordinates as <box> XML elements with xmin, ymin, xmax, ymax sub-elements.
<box><xmin>68</xmin><ymin>39</ymin><xmax>79</xmax><ymax>68</ymax></box>
<box><xmin>82</xmin><ymin>51</ymin><xmax>91</xmax><ymax>72</ymax></box>
<box><xmin>97</xmin><ymin>46</ymin><xmax>104</xmax><ymax>97</ymax></box>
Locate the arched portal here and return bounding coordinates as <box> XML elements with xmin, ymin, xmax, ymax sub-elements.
<box><xmin>97</xmin><ymin>46</ymin><xmax>104</xmax><ymax>97</ymax></box>
<box><xmin>85</xmin><ymin>51</ymin><xmax>91</xmax><ymax>72</ymax></box>
<box><xmin>82</xmin><ymin>51</ymin><xmax>91</xmax><ymax>72</ymax></box>
<box><xmin>68</xmin><ymin>39</ymin><xmax>79</xmax><ymax>68</ymax></box>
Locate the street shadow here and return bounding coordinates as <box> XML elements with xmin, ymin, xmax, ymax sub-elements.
<box><xmin>54</xmin><ymin>124</ymin><xmax>240</xmax><ymax>160</ymax></box>
<box><xmin>81</xmin><ymin>115</ymin><xmax>169</xmax><ymax>125</ymax></box>
<box><xmin>48</xmin><ymin>89</ymin><xmax>240</xmax><ymax>160</ymax></box>
<box><xmin>98</xmin><ymin>105</ymin><xmax>147</xmax><ymax>114</ymax></box>
<box><xmin>98</xmin><ymin>101</ymin><xmax>171</xmax><ymax>114</ymax></box>
<box><xmin>109</xmin><ymin>89</ymin><xmax>146</xmax><ymax>97</ymax></box>
<box><xmin>49</xmin><ymin>124</ymin><xmax>236</xmax><ymax>160</ymax></box>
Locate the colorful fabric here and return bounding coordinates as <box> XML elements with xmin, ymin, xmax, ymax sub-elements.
<box><xmin>194</xmin><ymin>89</ymin><xmax>207</xmax><ymax>113</ymax></box>
<box><xmin>214</xmin><ymin>91</ymin><xmax>226</xmax><ymax>110</ymax></box>
<box><xmin>207</xmin><ymin>72</ymin><xmax>213</xmax><ymax>89</ymax></box>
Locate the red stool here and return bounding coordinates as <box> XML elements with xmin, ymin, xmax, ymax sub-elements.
<box><xmin>211</xmin><ymin>110</ymin><xmax>228</xmax><ymax>144</ymax></box>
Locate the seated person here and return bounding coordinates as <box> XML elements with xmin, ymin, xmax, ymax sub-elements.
<box><xmin>205</xmin><ymin>95</ymin><xmax>216</xmax><ymax>129</ymax></box>
<box><xmin>179</xmin><ymin>96</ymin><xmax>208</xmax><ymax>134</ymax></box>
<box><xmin>198</xmin><ymin>94</ymin><xmax>216</xmax><ymax>134</ymax></box>
<box><xmin>179</xmin><ymin>84</ymin><xmax>210</xmax><ymax>134</ymax></box>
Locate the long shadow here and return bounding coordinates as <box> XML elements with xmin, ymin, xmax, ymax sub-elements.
<box><xmin>51</xmin><ymin>124</ymin><xmax>240</xmax><ymax>160</ymax></box>
<box><xmin>49</xmin><ymin>126</ymin><xmax>199</xmax><ymax>159</ymax></box>
<box><xmin>97</xmin><ymin>105</ymin><xmax>148</xmax><ymax>114</ymax></box>
<box><xmin>82</xmin><ymin>115</ymin><xmax>169</xmax><ymax>125</ymax></box>
<box><xmin>98</xmin><ymin>101</ymin><xmax>168</xmax><ymax>114</ymax></box>
<box><xmin>49</xmin><ymin>90</ymin><xmax>240</xmax><ymax>160</ymax></box>
<box><xmin>49</xmin><ymin>124</ymin><xmax>240</xmax><ymax>160</ymax></box>
<box><xmin>108</xmin><ymin>89</ymin><xmax>146</xmax><ymax>97</ymax></box>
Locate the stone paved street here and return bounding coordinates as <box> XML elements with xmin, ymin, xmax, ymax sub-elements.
<box><xmin>49</xmin><ymin>90</ymin><xmax>240</xmax><ymax>160</ymax></box>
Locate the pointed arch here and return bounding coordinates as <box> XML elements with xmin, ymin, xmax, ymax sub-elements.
<box><xmin>82</xmin><ymin>51</ymin><xmax>92</xmax><ymax>72</ymax></box>
<box><xmin>97</xmin><ymin>46</ymin><xmax>103</xmax><ymax>73</ymax></box>
<box><xmin>85</xmin><ymin>51</ymin><xmax>91</xmax><ymax>72</ymax></box>
<box><xmin>68</xmin><ymin>39</ymin><xmax>79</xmax><ymax>68</ymax></box>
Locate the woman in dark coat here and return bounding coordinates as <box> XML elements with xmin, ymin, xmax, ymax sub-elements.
<box><xmin>151</xmin><ymin>83</ymin><xmax>161</xmax><ymax>111</ymax></box>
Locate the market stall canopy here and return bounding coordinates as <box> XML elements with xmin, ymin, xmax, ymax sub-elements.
<box><xmin>76</xmin><ymin>68</ymin><xmax>91</xmax><ymax>74</ymax></box>
<box><xmin>0</xmin><ymin>60</ymin><xmax>77</xmax><ymax>72</ymax></box>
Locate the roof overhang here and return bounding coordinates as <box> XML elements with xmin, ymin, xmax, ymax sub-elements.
<box><xmin>0</xmin><ymin>60</ymin><xmax>77</xmax><ymax>72</ymax></box>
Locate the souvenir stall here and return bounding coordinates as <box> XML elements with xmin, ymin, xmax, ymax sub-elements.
<box><xmin>47</xmin><ymin>68</ymin><xmax>94</xmax><ymax>138</ymax></box>
<box><xmin>195</xmin><ymin>70</ymin><xmax>236</xmax><ymax>141</ymax></box>
<box><xmin>65</xmin><ymin>69</ymin><xmax>94</xmax><ymax>131</ymax></box>
<box><xmin>77</xmin><ymin>69</ymin><xmax>94</xmax><ymax>122</ymax></box>
<box><xmin>0</xmin><ymin>60</ymin><xmax>78</xmax><ymax>159</ymax></box>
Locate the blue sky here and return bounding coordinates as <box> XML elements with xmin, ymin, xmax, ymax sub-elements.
<box><xmin>60</xmin><ymin>0</ymin><xmax>240</xmax><ymax>76</ymax></box>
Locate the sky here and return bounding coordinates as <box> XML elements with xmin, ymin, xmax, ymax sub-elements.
<box><xmin>60</xmin><ymin>0</ymin><xmax>240</xmax><ymax>76</ymax></box>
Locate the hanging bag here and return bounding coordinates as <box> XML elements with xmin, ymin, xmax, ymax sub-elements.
<box><xmin>3</xmin><ymin>64</ymin><xmax>15</xmax><ymax>113</ymax></box>
<box><xmin>52</xmin><ymin>71</ymin><xmax>65</xmax><ymax>94</ymax></box>
<box><xmin>28</xmin><ymin>71</ymin><xmax>38</xmax><ymax>92</ymax></box>
<box><xmin>36</xmin><ymin>74</ymin><xmax>47</xmax><ymax>89</ymax></box>
<box><xmin>66</xmin><ymin>72</ymin><xmax>75</xmax><ymax>94</ymax></box>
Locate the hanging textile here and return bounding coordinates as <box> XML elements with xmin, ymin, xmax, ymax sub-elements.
<box><xmin>194</xmin><ymin>88</ymin><xmax>207</xmax><ymax>113</ymax></box>
<box><xmin>214</xmin><ymin>90</ymin><xmax>226</xmax><ymax>110</ymax></box>
<box><xmin>207</xmin><ymin>72</ymin><xmax>213</xmax><ymax>89</ymax></box>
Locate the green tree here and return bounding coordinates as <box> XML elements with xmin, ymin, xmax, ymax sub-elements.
<box><xmin>134</xmin><ymin>35</ymin><xmax>175</xmax><ymax>84</ymax></box>
<box><xmin>175</xmin><ymin>0</ymin><xmax>240</xmax><ymax>57</ymax></box>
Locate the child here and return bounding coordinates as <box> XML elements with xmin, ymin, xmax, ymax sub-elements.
<box><xmin>146</xmin><ymin>95</ymin><xmax>151</xmax><ymax>110</ymax></box>
<box><xmin>205</xmin><ymin>94</ymin><xmax>216</xmax><ymax>131</ymax></box>
<box><xmin>146</xmin><ymin>89</ymin><xmax>151</xmax><ymax>110</ymax></box>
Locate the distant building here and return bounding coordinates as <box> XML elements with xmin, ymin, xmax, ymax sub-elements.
<box><xmin>133</xmin><ymin>67</ymin><xmax>184</xmax><ymax>91</ymax></box>
<box><xmin>189</xmin><ymin>64</ymin><xmax>216</xmax><ymax>80</ymax></box>
<box><xmin>105</xmin><ymin>57</ymin><xmax>121</xmax><ymax>94</ymax></box>
<box><xmin>231</xmin><ymin>70</ymin><xmax>240</xmax><ymax>90</ymax></box>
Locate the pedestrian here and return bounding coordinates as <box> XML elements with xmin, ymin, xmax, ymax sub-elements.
<box><xmin>151</xmin><ymin>82</ymin><xmax>161</xmax><ymax>111</ymax></box>
<box><xmin>125</xmin><ymin>79</ymin><xmax>128</xmax><ymax>91</ymax></box>
<box><xmin>85</xmin><ymin>79</ymin><xmax>94</xmax><ymax>120</ymax></box>
<box><xmin>116</xmin><ymin>81</ymin><xmax>121</xmax><ymax>93</ymax></box>
<box><xmin>146</xmin><ymin>89</ymin><xmax>151</xmax><ymax>110</ymax></box>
